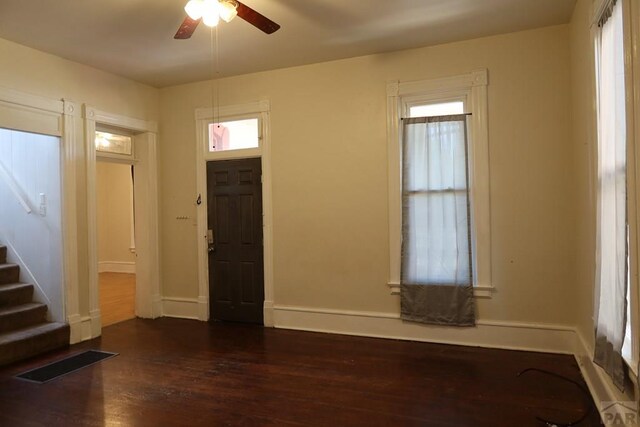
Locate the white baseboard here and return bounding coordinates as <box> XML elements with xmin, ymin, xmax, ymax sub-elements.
<box><xmin>272</xmin><ymin>305</ymin><xmax>578</xmax><ymax>354</ymax></box>
<box><xmin>264</xmin><ymin>300</ymin><xmax>274</xmax><ymax>327</ymax></box>
<box><xmin>98</xmin><ymin>261</ymin><xmax>136</xmax><ymax>274</ymax></box>
<box><xmin>67</xmin><ymin>314</ymin><xmax>83</xmax><ymax>344</ymax></box>
<box><xmin>162</xmin><ymin>297</ymin><xmax>200</xmax><ymax>320</ymax></box>
<box><xmin>574</xmin><ymin>331</ymin><xmax>637</xmax><ymax>423</ymax></box>
<box><xmin>197</xmin><ymin>296</ymin><xmax>208</xmax><ymax>321</ymax></box>
<box><xmin>68</xmin><ymin>312</ymin><xmax>99</xmax><ymax>344</ymax></box>
<box><xmin>152</xmin><ymin>294</ymin><xmax>163</xmax><ymax>319</ymax></box>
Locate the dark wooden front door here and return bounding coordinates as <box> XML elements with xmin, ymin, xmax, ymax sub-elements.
<box><xmin>207</xmin><ymin>158</ymin><xmax>264</xmax><ymax>324</ymax></box>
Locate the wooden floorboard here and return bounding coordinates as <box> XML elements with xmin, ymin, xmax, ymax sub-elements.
<box><xmin>99</xmin><ymin>272</ymin><xmax>135</xmax><ymax>327</ymax></box>
<box><xmin>0</xmin><ymin>318</ymin><xmax>602</xmax><ymax>426</ymax></box>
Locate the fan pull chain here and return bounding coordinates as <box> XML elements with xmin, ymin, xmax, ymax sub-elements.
<box><xmin>215</xmin><ymin>24</ymin><xmax>220</xmax><ymax>126</ymax></box>
<box><xmin>209</xmin><ymin>26</ymin><xmax>216</xmax><ymax>125</ymax></box>
<box><xmin>209</xmin><ymin>25</ymin><xmax>222</xmax><ymax>132</ymax></box>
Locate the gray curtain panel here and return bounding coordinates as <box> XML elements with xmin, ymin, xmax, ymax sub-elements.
<box><xmin>400</xmin><ymin>115</ymin><xmax>475</xmax><ymax>326</ymax></box>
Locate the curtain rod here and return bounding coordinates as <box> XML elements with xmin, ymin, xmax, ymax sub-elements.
<box><xmin>401</xmin><ymin>113</ymin><xmax>472</xmax><ymax>120</ymax></box>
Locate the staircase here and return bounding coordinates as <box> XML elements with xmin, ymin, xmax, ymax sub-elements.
<box><xmin>0</xmin><ymin>245</ymin><xmax>69</xmax><ymax>365</ymax></box>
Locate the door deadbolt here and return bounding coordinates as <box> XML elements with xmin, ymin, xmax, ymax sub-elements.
<box><xmin>207</xmin><ymin>229</ymin><xmax>215</xmax><ymax>253</ymax></box>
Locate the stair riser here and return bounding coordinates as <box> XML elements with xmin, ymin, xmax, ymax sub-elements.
<box><xmin>0</xmin><ymin>247</ymin><xmax>6</xmax><ymax>264</ymax></box>
<box><xmin>0</xmin><ymin>324</ymin><xmax>69</xmax><ymax>366</ymax></box>
<box><xmin>0</xmin><ymin>306</ymin><xmax>47</xmax><ymax>333</ymax></box>
<box><xmin>0</xmin><ymin>265</ymin><xmax>19</xmax><ymax>285</ymax></box>
<box><xmin>0</xmin><ymin>286</ymin><xmax>33</xmax><ymax>308</ymax></box>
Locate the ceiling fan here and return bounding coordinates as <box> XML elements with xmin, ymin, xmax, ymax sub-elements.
<box><xmin>174</xmin><ymin>0</ymin><xmax>280</xmax><ymax>39</ymax></box>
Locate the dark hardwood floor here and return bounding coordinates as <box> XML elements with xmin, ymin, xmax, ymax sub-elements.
<box><xmin>0</xmin><ymin>318</ymin><xmax>601</xmax><ymax>426</ymax></box>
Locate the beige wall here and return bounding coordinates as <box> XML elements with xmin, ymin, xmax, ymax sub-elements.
<box><xmin>96</xmin><ymin>161</ymin><xmax>136</xmax><ymax>265</ymax></box>
<box><xmin>569</xmin><ymin>0</ymin><xmax>597</xmax><ymax>351</ymax></box>
<box><xmin>159</xmin><ymin>24</ymin><xmax>577</xmax><ymax>326</ymax></box>
<box><xmin>0</xmin><ymin>38</ymin><xmax>159</xmax><ymax>316</ymax></box>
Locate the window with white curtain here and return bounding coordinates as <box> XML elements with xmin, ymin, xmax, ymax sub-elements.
<box><xmin>593</xmin><ymin>0</ymin><xmax>631</xmax><ymax>390</ymax></box>
<box><xmin>386</xmin><ymin>70</ymin><xmax>492</xmax><ymax>297</ymax></box>
<box><xmin>402</xmin><ymin>103</ymin><xmax>470</xmax><ymax>285</ymax></box>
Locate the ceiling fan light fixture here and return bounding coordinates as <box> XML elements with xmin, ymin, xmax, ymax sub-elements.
<box><xmin>201</xmin><ymin>0</ymin><xmax>220</xmax><ymax>27</ymax></box>
<box><xmin>184</xmin><ymin>0</ymin><xmax>205</xmax><ymax>20</ymax></box>
<box><xmin>219</xmin><ymin>0</ymin><xmax>238</xmax><ymax>23</ymax></box>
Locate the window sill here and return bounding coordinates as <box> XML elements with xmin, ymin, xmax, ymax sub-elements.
<box><xmin>387</xmin><ymin>281</ymin><xmax>495</xmax><ymax>298</ymax></box>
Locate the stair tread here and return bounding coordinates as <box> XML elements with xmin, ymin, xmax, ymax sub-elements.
<box><xmin>0</xmin><ymin>302</ymin><xmax>46</xmax><ymax>316</ymax></box>
<box><xmin>0</xmin><ymin>263</ymin><xmax>18</xmax><ymax>269</ymax></box>
<box><xmin>0</xmin><ymin>322</ymin><xmax>67</xmax><ymax>345</ymax></box>
<box><xmin>0</xmin><ymin>283</ymin><xmax>32</xmax><ymax>291</ymax></box>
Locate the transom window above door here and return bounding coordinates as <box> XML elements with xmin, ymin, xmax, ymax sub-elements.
<box><xmin>95</xmin><ymin>131</ymin><xmax>133</xmax><ymax>157</ymax></box>
<box><xmin>208</xmin><ymin>118</ymin><xmax>260</xmax><ymax>152</ymax></box>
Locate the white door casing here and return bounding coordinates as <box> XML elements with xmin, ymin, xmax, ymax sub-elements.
<box><xmin>84</xmin><ymin>105</ymin><xmax>161</xmax><ymax>339</ymax></box>
<box><xmin>0</xmin><ymin>86</ymin><xmax>81</xmax><ymax>342</ymax></box>
<box><xmin>194</xmin><ymin>100</ymin><xmax>274</xmax><ymax>325</ymax></box>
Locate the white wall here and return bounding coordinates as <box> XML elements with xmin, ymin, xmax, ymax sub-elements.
<box><xmin>96</xmin><ymin>161</ymin><xmax>135</xmax><ymax>273</ymax></box>
<box><xmin>0</xmin><ymin>128</ymin><xmax>63</xmax><ymax>322</ymax></box>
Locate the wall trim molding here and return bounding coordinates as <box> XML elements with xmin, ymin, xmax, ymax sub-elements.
<box><xmin>162</xmin><ymin>297</ymin><xmax>200</xmax><ymax>320</ymax></box>
<box><xmin>574</xmin><ymin>330</ymin><xmax>635</xmax><ymax>421</ymax></box>
<box><xmin>98</xmin><ymin>261</ymin><xmax>136</xmax><ymax>274</ymax></box>
<box><xmin>272</xmin><ymin>304</ymin><xmax>577</xmax><ymax>355</ymax></box>
<box><xmin>264</xmin><ymin>300</ymin><xmax>274</xmax><ymax>327</ymax></box>
<box><xmin>68</xmin><ymin>314</ymin><xmax>97</xmax><ymax>343</ymax></box>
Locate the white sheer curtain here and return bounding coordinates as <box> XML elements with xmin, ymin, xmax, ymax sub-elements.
<box><xmin>400</xmin><ymin>115</ymin><xmax>474</xmax><ymax>326</ymax></box>
<box><xmin>402</xmin><ymin>118</ymin><xmax>471</xmax><ymax>284</ymax></box>
<box><xmin>594</xmin><ymin>0</ymin><xmax>628</xmax><ymax>391</ymax></box>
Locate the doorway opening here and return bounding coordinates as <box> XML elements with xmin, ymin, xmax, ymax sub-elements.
<box><xmin>0</xmin><ymin>127</ymin><xmax>64</xmax><ymax>323</ymax></box>
<box><xmin>96</xmin><ymin>158</ymin><xmax>136</xmax><ymax>327</ymax></box>
<box><xmin>84</xmin><ymin>106</ymin><xmax>161</xmax><ymax>340</ymax></box>
<box><xmin>195</xmin><ymin>100</ymin><xmax>273</xmax><ymax>325</ymax></box>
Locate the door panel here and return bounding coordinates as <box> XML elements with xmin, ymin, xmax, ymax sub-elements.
<box><xmin>207</xmin><ymin>158</ymin><xmax>264</xmax><ymax>324</ymax></box>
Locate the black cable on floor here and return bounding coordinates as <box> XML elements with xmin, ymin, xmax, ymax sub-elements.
<box><xmin>517</xmin><ymin>367</ymin><xmax>595</xmax><ymax>427</ymax></box>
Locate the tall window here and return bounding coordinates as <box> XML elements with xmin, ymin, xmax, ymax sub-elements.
<box><xmin>593</xmin><ymin>0</ymin><xmax>630</xmax><ymax>390</ymax></box>
<box><xmin>386</xmin><ymin>70</ymin><xmax>492</xmax><ymax>297</ymax></box>
<box><xmin>402</xmin><ymin>102</ymin><xmax>470</xmax><ymax>285</ymax></box>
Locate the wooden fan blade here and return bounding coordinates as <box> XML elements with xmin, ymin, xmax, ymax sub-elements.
<box><xmin>174</xmin><ymin>16</ymin><xmax>201</xmax><ymax>39</ymax></box>
<box><xmin>236</xmin><ymin>1</ymin><xmax>280</xmax><ymax>34</ymax></box>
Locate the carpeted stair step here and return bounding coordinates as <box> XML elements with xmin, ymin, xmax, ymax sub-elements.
<box><xmin>0</xmin><ymin>264</ymin><xmax>19</xmax><ymax>285</ymax></box>
<box><xmin>0</xmin><ymin>283</ymin><xmax>34</xmax><ymax>308</ymax></box>
<box><xmin>0</xmin><ymin>322</ymin><xmax>69</xmax><ymax>366</ymax></box>
<box><xmin>0</xmin><ymin>246</ymin><xmax>6</xmax><ymax>264</ymax></box>
<box><xmin>0</xmin><ymin>303</ymin><xmax>47</xmax><ymax>333</ymax></box>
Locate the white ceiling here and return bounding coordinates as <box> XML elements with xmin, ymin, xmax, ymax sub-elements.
<box><xmin>0</xmin><ymin>0</ymin><xmax>576</xmax><ymax>88</ymax></box>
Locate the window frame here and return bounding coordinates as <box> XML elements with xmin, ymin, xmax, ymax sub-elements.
<box><xmin>386</xmin><ymin>69</ymin><xmax>492</xmax><ymax>297</ymax></box>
